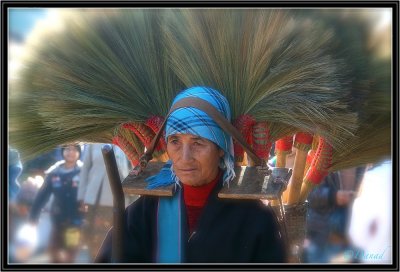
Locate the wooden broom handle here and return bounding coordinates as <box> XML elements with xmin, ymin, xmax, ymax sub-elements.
<box><xmin>140</xmin><ymin>97</ymin><xmax>263</xmax><ymax>167</ymax></box>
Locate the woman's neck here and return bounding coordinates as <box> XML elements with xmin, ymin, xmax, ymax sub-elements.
<box><xmin>183</xmin><ymin>171</ymin><xmax>222</xmax><ymax>207</ymax></box>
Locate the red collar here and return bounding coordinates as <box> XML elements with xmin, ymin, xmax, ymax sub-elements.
<box><xmin>183</xmin><ymin>171</ymin><xmax>222</xmax><ymax>207</ymax></box>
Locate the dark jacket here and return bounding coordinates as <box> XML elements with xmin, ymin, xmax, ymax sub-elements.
<box><xmin>306</xmin><ymin>168</ymin><xmax>364</xmax><ymax>244</ymax></box>
<box><xmin>96</xmin><ymin>180</ymin><xmax>287</xmax><ymax>263</ymax></box>
<box><xmin>29</xmin><ymin>162</ymin><xmax>82</xmax><ymax>226</ymax></box>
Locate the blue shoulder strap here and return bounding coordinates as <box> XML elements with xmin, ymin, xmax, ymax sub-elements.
<box><xmin>156</xmin><ymin>187</ymin><xmax>183</xmax><ymax>263</ymax></box>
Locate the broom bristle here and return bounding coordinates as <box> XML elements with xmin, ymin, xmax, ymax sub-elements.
<box><xmin>280</xmin><ymin>10</ymin><xmax>392</xmax><ymax>177</ymax></box>
<box><xmin>10</xmin><ymin>9</ymin><xmax>184</xmax><ymax>160</ymax></box>
<box><xmin>10</xmin><ymin>9</ymin><xmax>390</xmax><ymax>169</ymax></box>
<box><xmin>164</xmin><ymin>9</ymin><xmax>358</xmax><ymax>147</ymax></box>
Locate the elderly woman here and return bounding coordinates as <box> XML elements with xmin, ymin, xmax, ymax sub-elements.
<box><xmin>96</xmin><ymin>87</ymin><xmax>286</xmax><ymax>263</ymax></box>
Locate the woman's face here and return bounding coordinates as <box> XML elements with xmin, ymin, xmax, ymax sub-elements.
<box><xmin>167</xmin><ymin>134</ymin><xmax>224</xmax><ymax>186</ymax></box>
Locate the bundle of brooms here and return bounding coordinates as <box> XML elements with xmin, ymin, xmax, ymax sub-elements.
<box><xmin>9</xmin><ymin>9</ymin><xmax>391</xmax><ymax>258</ymax></box>
<box><xmin>263</xmin><ymin>10</ymin><xmax>391</xmax><ymax>256</ymax></box>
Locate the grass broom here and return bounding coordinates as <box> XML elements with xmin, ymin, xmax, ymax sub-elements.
<box><xmin>163</xmin><ymin>9</ymin><xmax>358</xmax><ymax>165</ymax></box>
<box><xmin>9</xmin><ymin>9</ymin><xmax>184</xmax><ymax>162</ymax></box>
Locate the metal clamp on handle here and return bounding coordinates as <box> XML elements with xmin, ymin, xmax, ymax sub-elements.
<box><xmin>261</xmin><ymin>167</ymin><xmax>292</xmax><ymax>198</ymax></box>
<box><xmin>127</xmin><ymin>153</ymin><xmax>154</xmax><ymax>177</ymax></box>
<box><xmin>139</xmin><ymin>153</ymin><xmax>153</xmax><ymax>169</ymax></box>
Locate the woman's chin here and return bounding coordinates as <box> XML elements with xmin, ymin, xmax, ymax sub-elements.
<box><xmin>178</xmin><ymin>177</ymin><xmax>204</xmax><ymax>187</ymax></box>
<box><xmin>179</xmin><ymin>179</ymin><xmax>197</xmax><ymax>186</ymax></box>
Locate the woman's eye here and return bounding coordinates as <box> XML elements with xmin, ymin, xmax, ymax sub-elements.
<box><xmin>169</xmin><ymin>139</ymin><xmax>179</xmax><ymax>145</ymax></box>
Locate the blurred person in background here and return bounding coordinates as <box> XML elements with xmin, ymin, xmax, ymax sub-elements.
<box><xmin>9</xmin><ymin>147</ymin><xmax>23</xmax><ymax>201</ymax></box>
<box><xmin>77</xmin><ymin>143</ymin><xmax>133</xmax><ymax>261</ymax></box>
<box><xmin>9</xmin><ymin>147</ymin><xmax>23</xmax><ymax>262</ymax></box>
<box><xmin>303</xmin><ymin>166</ymin><xmax>366</xmax><ymax>263</ymax></box>
<box><xmin>29</xmin><ymin>144</ymin><xmax>83</xmax><ymax>263</ymax></box>
<box><xmin>10</xmin><ymin>175</ymin><xmax>43</xmax><ymax>263</ymax></box>
<box><xmin>22</xmin><ymin>147</ymin><xmax>64</xmax><ymax>180</ymax></box>
<box><xmin>348</xmin><ymin>160</ymin><xmax>392</xmax><ymax>264</ymax></box>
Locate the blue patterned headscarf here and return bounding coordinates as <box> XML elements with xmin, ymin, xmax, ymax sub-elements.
<box><xmin>146</xmin><ymin>86</ymin><xmax>235</xmax><ymax>188</ymax></box>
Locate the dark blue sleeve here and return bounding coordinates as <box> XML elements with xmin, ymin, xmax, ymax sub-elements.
<box><xmin>307</xmin><ymin>172</ymin><xmax>339</xmax><ymax>213</ymax></box>
<box><xmin>29</xmin><ymin>174</ymin><xmax>53</xmax><ymax>222</ymax></box>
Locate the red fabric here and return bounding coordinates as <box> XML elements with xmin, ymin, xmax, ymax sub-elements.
<box><xmin>306</xmin><ymin>150</ymin><xmax>315</xmax><ymax>164</ymax></box>
<box><xmin>112</xmin><ymin>136</ymin><xmax>139</xmax><ymax>166</ymax></box>
<box><xmin>294</xmin><ymin>132</ymin><xmax>313</xmax><ymax>145</ymax></box>
<box><xmin>183</xmin><ymin>171</ymin><xmax>221</xmax><ymax>233</ymax></box>
<box><xmin>183</xmin><ymin>171</ymin><xmax>221</xmax><ymax>207</ymax></box>
<box><xmin>304</xmin><ymin>167</ymin><xmax>329</xmax><ymax>185</ymax></box>
<box><xmin>145</xmin><ymin>116</ymin><xmax>166</xmax><ymax>151</ymax></box>
<box><xmin>275</xmin><ymin>135</ymin><xmax>293</xmax><ymax>151</ymax></box>
<box><xmin>304</xmin><ymin>137</ymin><xmax>333</xmax><ymax>185</ymax></box>
<box><xmin>310</xmin><ymin>137</ymin><xmax>333</xmax><ymax>169</ymax></box>
<box><xmin>252</xmin><ymin>122</ymin><xmax>272</xmax><ymax>160</ymax></box>
<box><xmin>185</xmin><ymin>205</ymin><xmax>203</xmax><ymax>234</ymax></box>
<box><xmin>233</xmin><ymin>115</ymin><xmax>256</xmax><ymax>159</ymax></box>
<box><xmin>122</xmin><ymin>122</ymin><xmax>154</xmax><ymax>147</ymax></box>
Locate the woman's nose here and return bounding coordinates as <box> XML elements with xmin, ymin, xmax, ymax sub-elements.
<box><xmin>181</xmin><ymin>144</ymin><xmax>193</xmax><ymax>161</ymax></box>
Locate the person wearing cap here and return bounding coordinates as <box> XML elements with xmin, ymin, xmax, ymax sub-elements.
<box><xmin>96</xmin><ymin>86</ymin><xmax>286</xmax><ymax>263</ymax></box>
<box><xmin>29</xmin><ymin>144</ymin><xmax>83</xmax><ymax>263</ymax></box>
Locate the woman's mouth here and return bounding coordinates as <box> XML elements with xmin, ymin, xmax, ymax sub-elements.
<box><xmin>177</xmin><ymin>168</ymin><xmax>196</xmax><ymax>172</ymax></box>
